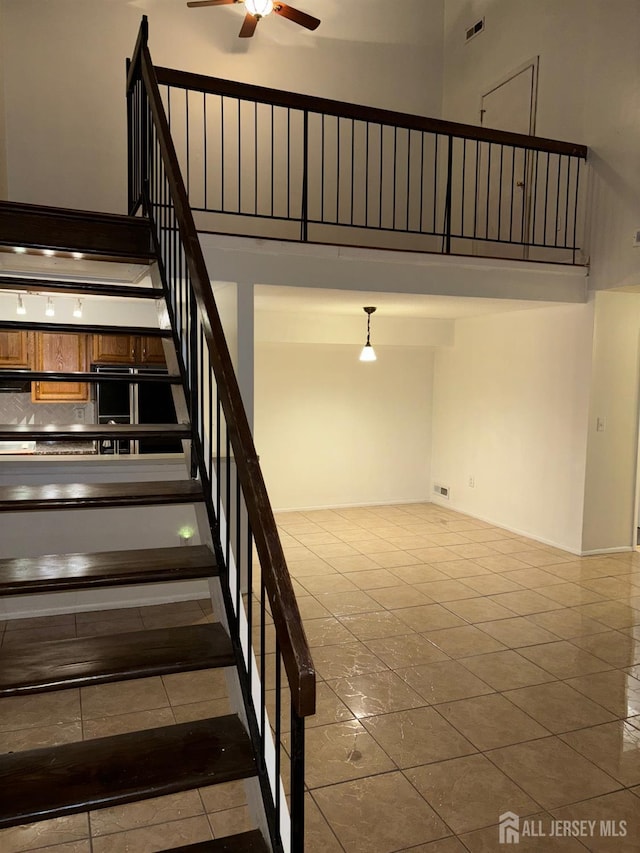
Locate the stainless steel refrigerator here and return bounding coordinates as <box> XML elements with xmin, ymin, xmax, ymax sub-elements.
<box><xmin>94</xmin><ymin>366</ymin><xmax>181</xmax><ymax>455</ymax></box>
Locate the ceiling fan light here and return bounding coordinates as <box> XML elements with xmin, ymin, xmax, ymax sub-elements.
<box><xmin>245</xmin><ymin>0</ymin><xmax>273</xmax><ymax>16</ymax></box>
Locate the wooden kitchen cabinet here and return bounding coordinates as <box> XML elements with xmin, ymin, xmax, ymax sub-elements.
<box><xmin>138</xmin><ymin>335</ymin><xmax>166</xmax><ymax>364</ymax></box>
<box><xmin>92</xmin><ymin>334</ymin><xmax>166</xmax><ymax>366</ymax></box>
<box><xmin>32</xmin><ymin>332</ymin><xmax>89</xmax><ymax>402</ymax></box>
<box><xmin>0</xmin><ymin>331</ymin><xmax>30</xmax><ymax>368</ymax></box>
<box><xmin>91</xmin><ymin>334</ymin><xmax>138</xmax><ymax>365</ymax></box>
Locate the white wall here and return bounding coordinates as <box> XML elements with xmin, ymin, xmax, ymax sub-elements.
<box><xmin>2</xmin><ymin>0</ymin><xmax>443</xmax><ymax>213</ymax></box>
<box><xmin>582</xmin><ymin>291</ymin><xmax>640</xmax><ymax>552</ymax></box>
<box><xmin>431</xmin><ymin>303</ymin><xmax>594</xmax><ymax>553</ymax></box>
<box><xmin>255</xmin><ymin>342</ymin><xmax>433</xmax><ymax>510</ymax></box>
<box><xmin>442</xmin><ymin>0</ymin><xmax>640</xmax><ymax>293</ymax></box>
<box><xmin>0</xmin><ymin>3</ymin><xmax>7</xmax><ymax>199</ymax></box>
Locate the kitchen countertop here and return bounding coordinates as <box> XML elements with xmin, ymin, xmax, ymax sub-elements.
<box><xmin>34</xmin><ymin>441</ymin><xmax>97</xmax><ymax>455</ymax></box>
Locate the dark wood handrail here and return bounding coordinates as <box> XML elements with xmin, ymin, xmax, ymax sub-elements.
<box><xmin>138</xmin><ymin>46</ymin><xmax>316</xmax><ymax>718</ymax></box>
<box><xmin>155</xmin><ymin>65</ymin><xmax>587</xmax><ymax>158</ymax></box>
<box><xmin>126</xmin><ymin>15</ymin><xmax>148</xmax><ymax>92</ymax></box>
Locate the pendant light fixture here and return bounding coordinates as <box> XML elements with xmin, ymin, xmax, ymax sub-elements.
<box><xmin>16</xmin><ymin>294</ymin><xmax>26</xmax><ymax>315</ymax></box>
<box><xmin>73</xmin><ymin>298</ymin><xmax>83</xmax><ymax>319</ymax></box>
<box><xmin>359</xmin><ymin>306</ymin><xmax>377</xmax><ymax>362</ymax></box>
<box><xmin>45</xmin><ymin>296</ymin><xmax>55</xmax><ymax>317</ymax></box>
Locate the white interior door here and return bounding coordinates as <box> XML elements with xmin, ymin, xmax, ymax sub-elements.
<box><xmin>474</xmin><ymin>61</ymin><xmax>538</xmax><ymax>256</ymax></box>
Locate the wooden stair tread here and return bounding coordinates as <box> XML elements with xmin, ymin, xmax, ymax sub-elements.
<box><xmin>0</xmin><ymin>370</ymin><xmax>181</xmax><ymax>383</ymax></box>
<box><xmin>0</xmin><ymin>423</ymin><xmax>190</xmax><ymax>440</ymax></box>
<box><xmin>0</xmin><ymin>623</ymin><xmax>233</xmax><ymax>696</ymax></box>
<box><xmin>0</xmin><ymin>200</ymin><xmax>154</xmax><ymax>262</ymax></box>
<box><xmin>0</xmin><ymin>277</ymin><xmax>163</xmax><ymax>299</ymax></box>
<box><xmin>0</xmin><ymin>545</ymin><xmax>217</xmax><ymax>595</ymax></box>
<box><xmin>0</xmin><ymin>319</ymin><xmax>172</xmax><ymax>337</ymax></box>
<box><xmin>0</xmin><ymin>479</ymin><xmax>203</xmax><ymax>511</ymax></box>
<box><xmin>0</xmin><ymin>715</ymin><xmax>255</xmax><ymax>829</ymax></box>
<box><xmin>160</xmin><ymin>831</ymin><xmax>269</xmax><ymax>853</ymax></box>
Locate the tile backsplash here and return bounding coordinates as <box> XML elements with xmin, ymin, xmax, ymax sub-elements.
<box><xmin>0</xmin><ymin>392</ymin><xmax>95</xmax><ymax>425</ymax></box>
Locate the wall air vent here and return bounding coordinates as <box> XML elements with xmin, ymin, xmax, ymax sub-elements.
<box><xmin>465</xmin><ymin>18</ymin><xmax>485</xmax><ymax>42</ymax></box>
<box><xmin>433</xmin><ymin>484</ymin><xmax>450</xmax><ymax>499</ymax></box>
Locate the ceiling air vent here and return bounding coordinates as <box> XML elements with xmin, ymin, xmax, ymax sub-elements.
<box><xmin>465</xmin><ymin>18</ymin><xmax>485</xmax><ymax>43</ymax></box>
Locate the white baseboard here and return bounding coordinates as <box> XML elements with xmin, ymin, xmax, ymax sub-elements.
<box><xmin>579</xmin><ymin>546</ymin><xmax>634</xmax><ymax>556</ymax></box>
<box><xmin>273</xmin><ymin>497</ymin><xmax>432</xmax><ymax>513</ymax></box>
<box><xmin>429</xmin><ymin>496</ymin><xmax>583</xmax><ymax>555</ymax></box>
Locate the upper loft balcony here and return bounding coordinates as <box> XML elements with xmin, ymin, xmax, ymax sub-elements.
<box><xmin>132</xmin><ymin>65</ymin><xmax>588</xmax><ymax>268</ymax></box>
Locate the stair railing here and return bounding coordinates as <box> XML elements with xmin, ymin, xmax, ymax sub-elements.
<box><xmin>127</xmin><ymin>17</ymin><xmax>315</xmax><ymax>853</ymax></box>
<box><xmin>145</xmin><ymin>65</ymin><xmax>587</xmax><ymax>264</ymax></box>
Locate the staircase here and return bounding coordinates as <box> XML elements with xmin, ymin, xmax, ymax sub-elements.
<box><xmin>0</xmin><ymin>198</ymin><xmax>310</xmax><ymax>851</ymax></box>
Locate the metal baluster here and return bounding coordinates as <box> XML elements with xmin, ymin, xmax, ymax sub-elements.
<box><xmin>572</xmin><ymin>158</ymin><xmax>581</xmax><ymax>264</ymax></box>
<box><xmin>497</xmin><ymin>144</ymin><xmax>504</xmax><ymax>242</ymax></box>
<box><xmin>221</xmin><ymin>96</ymin><xmax>226</xmax><ymax>212</ymax></box>
<box><xmin>238</xmin><ymin>98</ymin><xmax>242</xmax><ymax>214</ymax></box>
<box><xmin>564</xmin><ymin>155</ymin><xmax>571</xmax><ymax>249</ymax></box>
<box><xmin>392</xmin><ymin>126</ymin><xmax>398</xmax><ymax>230</ymax></box>
<box><xmin>460</xmin><ymin>138</ymin><xmax>466</xmax><ymax>238</ymax></box>
<box><xmin>378</xmin><ymin>124</ymin><xmax>383</xmax><ymax>229</ymax></box>
<box><xmin>204</xmin><ymin>93</ymin><xmax>208</xmax><ymax>210</ymax></box>
<box><xmin>290</xmin><ymin>710</ymin><xmax>306</xmax><ymax>853</ymax></box>
<box><xmin>364</xmin><ymin>122</ymin><xmax>370</xmax><ymax>228</ymax></box>
<box><xmin>350</xmin><ymin>118</ymin><xmax>355</xmax><ymax>227</ymax></box>
<box><xmin>444</xmin><ymin>136</ymin><xmax>453</xmax><ymax>254</ymax></box>
<box><xmin>301</xmin><ymin>110</ymin><xmax>309</xmax><ymax>242</ymax></box>
<box><xmin>336</xmin><ymin>117</ymin><xmax>340</xmax><ymax>223</ymax></box>
<box><xmin>406</xmin><ymin>129</ymin><xmax>411</xmax><ymax>231</ymax></box>
<box><xmin>254</xmin><ymin>102</ymin><xmax>258</xmax><ymax>216</ymax></box>
<box><xmin>419</xmin><ymin>133</ymin><xmax>425</xmax><ymax>234</ymax></box>
<box><xmin>186</xmin><ymin>88</ymin><xmax>190</xmax><ymax>195</ymax></box>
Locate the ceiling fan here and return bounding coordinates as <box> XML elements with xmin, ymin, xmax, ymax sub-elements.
<box><xmin>187</xmin><ymin>0</ymin><xmax>321</xmax><ymax>39</ymax></box>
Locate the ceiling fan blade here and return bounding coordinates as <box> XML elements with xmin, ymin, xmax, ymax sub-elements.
<box><xmin>187</xmin><ymin>0</ymin><xmax>237</xmax><ymax>6</ymax></box>
<box><xmin>239</xmin><ymin>13</ymin><xmax>258</xmax><ymax>37</ymax></box>
<box><xmin>273</xmin><ymin>3</ymin><xmax>320</xmax><ymax>30</ymax></box>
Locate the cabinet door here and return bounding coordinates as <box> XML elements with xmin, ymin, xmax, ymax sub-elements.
<box><xmin>92</xmin><ymin>334</ymin><xmax>137</xmax><ymax>365</ymax></box>
<box><xmin>0</xmin><ymin>331</ymin><xmax>30</xmax><ymax>368</ymax></box>
<box><xmin>139</xmin><ymin>335</ymin><xmax>166</xmax><ymax>365</ymax></box>
<box><xmin>32</xmin><ymin>333</ymin><xmax>89</xmax><ymax>402</ymax></box>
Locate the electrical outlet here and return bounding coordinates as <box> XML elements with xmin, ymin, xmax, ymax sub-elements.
<box><xmin>468</xmin><ymin>476</ymin><xmax>475</xmax><ymax>488</ymax></box>
<box><xmin>73</xmin><ymin>406</ymin><xmax>85</xmax><ymax>422</ymax></box>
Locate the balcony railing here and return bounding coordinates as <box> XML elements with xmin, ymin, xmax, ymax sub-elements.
<box><xmin>152</xmin><ymin>66</ymin><xmax>588</xmax><ymax>264</ymax></box>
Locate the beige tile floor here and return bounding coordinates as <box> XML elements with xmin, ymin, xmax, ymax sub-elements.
<box><xmin>2</xmin><ymin>502</ymin><xmax>640</xmax><ymax>852</ymax></box>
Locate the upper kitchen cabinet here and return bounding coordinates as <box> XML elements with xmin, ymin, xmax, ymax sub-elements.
<box><xmin>92</xmin><ymin>333</ymin><xmax>166</xmax><ymax>366</ymax></box>
<box><xmin>91</xmin><ymin>334</ymin><xmax>138</xmax><ymax>365</ymax></box>
<box><xmin>32</xmin><ymin>332</ymin><xmax>89</xmax><ymax>402</ymax></box>
<box><xmin>0</xmin><ymin>331</ymin><xmax>30</xmax><ymax>368</ymax></box>
<box><xmin>138</xmin><ymin>335</ymin><xmax>166</xmax><ymax>364</ymax></box>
